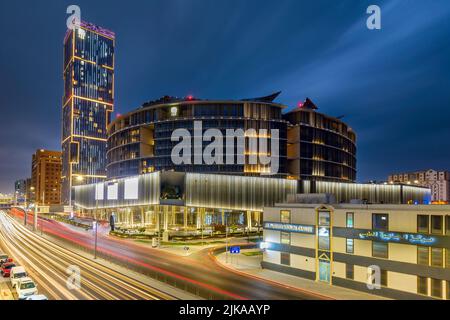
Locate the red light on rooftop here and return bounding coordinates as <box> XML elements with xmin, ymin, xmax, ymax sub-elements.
<box><xmin>116</xmin><ymin>113</ymin><xmax>122</xmax><ymax>118</ymax></box>
<box><xmin>187</xmin><ymin>95</ymin><xmax>194</xmax><ymax>101</ymax></box>
<box><xmin>297</xmin><ymin>102</ymin><xmax>304</xmax><ymax>108</ymax></box>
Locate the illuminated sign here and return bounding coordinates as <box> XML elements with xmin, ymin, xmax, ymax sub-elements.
<box><xmin>170</xmin><ymin>106</ymin><xmax>178</xmax><ymax>117</ymax></box>
<box><xmin>124</xmin><ymin>177</ymin><xmax>139</xmax><ymax>200</ymax></box>
<box><xmin>358</xmin><ymin>231</ymin><xmax>436</xmax><ymax>245</ymax></box>
<box><xmin>95</xmin><ymin>183</ymin><xmax>104</xmax><ymax>200</ymax></box>
<box><xmin>264</xmin><ymin>222</ymin><xmax>315</xmax><ymax>234</ymax></box>
<box><xmin>107</xmin><ymin>183</ymin><xmax>118</xmax><ymax>200</ymax></box>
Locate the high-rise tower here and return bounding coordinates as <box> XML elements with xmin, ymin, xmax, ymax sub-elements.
<box><xmin>62</xmin><ymin>21</ymin><xmax>115</xmax><ymax>204</ymax></box>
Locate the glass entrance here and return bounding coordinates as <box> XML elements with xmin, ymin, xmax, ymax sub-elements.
<box><xmin>319</xmin><ymin>260</ymin><xmax>331</xmax><ymax>283</ymax></box>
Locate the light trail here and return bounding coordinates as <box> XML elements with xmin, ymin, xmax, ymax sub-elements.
<box><xmin>0</xmin><ymin>211</ymin><xmax>174</xmax><ymax>300</ymax></box>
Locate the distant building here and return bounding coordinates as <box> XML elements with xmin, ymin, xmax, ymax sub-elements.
<box><xmin>31</xmin><ymin>149</ymin><xmax>62</xmax><ymax>205</ymax></box>
<box><xmin>388</xmin><ymin>170</ymin><xmax>450</xmax><ymax>203</ymax></box>
<box><xmin>14</xmin><ymin>179</ymin><xmax>26</xmax><ymax>196</ymax></box>
<box><xmin>61</xmin><ymin>21</ymin><xmax>115</xmax><ymax>205</ymax></box>
<box><xmin>25</xmin><ymin>177</ymin><xmax>34</xmax><ymax>203</ymax></box>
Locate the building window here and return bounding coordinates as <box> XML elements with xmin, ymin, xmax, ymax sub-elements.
<box><xmin>446</xmin><ymin>216</ymin><xmax>450</xmax><ymax>235</ymax></box>
<box><xmin>431</xmin><ymin>248</ymin><xmax>444</xmax><ymax>267</ymax></box>
<box><xmin>372</xmin><ymin>214</ymin><xmax>389</xmax><ymax>231</ymax></box>
<box><xmin>372</xmin><ymin>241</ymin><xmax>388</xmax><ymax>259</ymax></box>
<box><xmin>346</xmin><ymin>212</ymin><xmax>354</xmax><ymax>228</ymax></box>
<box><xmin>280</xmin><ymin>232</ymin><xmax>290</xmax><ymax>245</ymax></box>
<box><xmin>431</xmin><ymin>279</ymin><xmax>443</xmax><ymax>299</ymax></box>
<box><xmin>280</xmin><ymin>252</ymin><xmax>290</xmax><ymax>266</ymax></box>
<box><xmin>280</xmin><ymin>210</ymin><xmax>290</xmax><ymax>224</ymax></box>
<box><xmin>446</xmin><ymin>249</ymin><xmax>450</xmax><ymax>269</ymax></box>
<box><xmin>318</xmin><ymin>227</ymin><xmax>330</xmax><ymax>251</ymax></box>
<box><xmin>417</xmin><ymin>215</ymin><xmax>429</xmax><ymax>233</ymax></box>
<box><xmin>431</xmin><ymin>216</ymin><xmax>443</xmax><ymax>234</ymax></box>
<box><xmin>346</xmin><ymin>239</ymin><xmax>354</xmax><ymax>254</ymax></box>
<box><xmin>417</xmin><ymin>246</ymin><xmax>430</xmax><ymax>265</ymax></box>
<box><xmin>346</xmin><ymin>264</ymin><xmax>354</xmax><ymax>280</ymax></box>
<box><xmin>318</xmin><ymin>211</ymin><xmax>330</xmax><ymax>226</ymax></box>
<box><xmin>380</xmin><ymin>269</ymin><xmax>388</xmax><ymax>287</ymax></box>
<box><xmin>417</xmin><ymin>276</ymin><xmax>428</xmax><ymax>295</ymax></box>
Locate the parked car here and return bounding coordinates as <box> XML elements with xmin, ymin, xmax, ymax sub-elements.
<box><xmin>25</xmin><ymin>294</ymin><xmax>48</xmax><ymax>300</ymax></box>
<box><xmin>0</xmin><ymin>253</ymin><xmax>8</xmax><ymax>264</ymax></box>
<box><xmin>10</xmin><ymin>266</ymin><xmax>27</xmax><ymax>288</ymax></box>
<box><xmin>15</xmin><ymin>277</ymin><xmax>38</xmax><ymax>300</ymax></box>
<box><xmin>0</xmin><ymin>258</ymin><xmax>13</xmax><ymax>268</ymax></box>
<box><xmin>1</xmin><ymin>262</ymin><xmax>16</xmax><ymax>277</ymax></box>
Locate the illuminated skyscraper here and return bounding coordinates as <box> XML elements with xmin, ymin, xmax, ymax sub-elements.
<box><xmin>62</xmin><ymin>21</ymin><xmax>115</xmax><ymax>204</ymax></box>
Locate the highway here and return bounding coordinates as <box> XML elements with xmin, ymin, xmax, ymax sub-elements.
<box><xmin>7</xmin><ymin>209</ymin><xmax>325</xmax><ymax>300</ymax></box>
<box><xmin>0</xmin><ymin>210</ymin><xmax>173</xmax><ymax>300</ymax></box>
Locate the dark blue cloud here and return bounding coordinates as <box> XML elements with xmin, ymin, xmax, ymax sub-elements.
<box><xmin>1</xmin><ymin>0</ymin><xmax>450</xmax><ymax>192</ymax></box>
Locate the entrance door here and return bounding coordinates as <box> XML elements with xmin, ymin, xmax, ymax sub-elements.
<box><xmin>319</xmin><ymin>260</ymin><xmax>331</xmax><ymax>283</ymax></box>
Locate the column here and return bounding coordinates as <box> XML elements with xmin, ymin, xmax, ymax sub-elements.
<box><xmin>163</xmin><ymin>206</ymin><xmax>169</xmax><ymax>231</ymax></box>
<box><xmin>183</xmin><ymin>207</ymin><xmax>188</xmax><ymax>231</ymax></box>
<box><xmin>155</xmin><ymin>205</ymin><xmax>160</xmax><ymax>231</ymax></box>
<box><xmin>141</xmin><ymin>207</ymin><xmax>145</xmax><ymax>227</ymax></box>
<box><xmin>246</xmin><ymin>211</ymin><xmax>252</xmax><ymax>231</ymax></box>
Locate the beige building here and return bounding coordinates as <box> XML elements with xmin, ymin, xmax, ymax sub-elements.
<box><xmin>31</xmin><ymin>149</ymin><xmax>62</xmax><ymax>205</ymax></box>
<box><xmin>263</xmin><ymin>202</ymin><xmax>450</xmax><ymax>300</ymax></box>
<box><xmin>388</xmin><ymin>169</ymin><xmax>450</xmax><ymax>203</ymax></box>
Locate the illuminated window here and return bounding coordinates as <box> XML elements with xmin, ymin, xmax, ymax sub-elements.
<box><xmin>446</xmin><ymin>249</ymin><xmax>450</xmax><ymax>269</ymax></box>
<box><xmin>417</xmin><ymin>276</ymin><xmax>428</xmax><ymax>295</ymax></box>
<box><xmin>372</xmin><ymin>214</ymin><xmax>389</xmax><ymax>231</ymax></box>
<box><xmin>372</xmin><ymin>242</ymin><xmax>388</xmax><ymax>259</ymax></box>
<box><xmin>280</xmin><ymin>232</ymin><xmax>290</xmax><ymax>245</ymax></box>
<box><xmin>431</xmin><ymin>279</ymin><xmax>443</xmax><ymax>299</ymax></box>
<box><xmin>346</xmin><ymin>239</ymin><xmax>354</xmax><ymax>254</ymax></box>
<box><xmin>319</xmin><ymin>211</ymin><xmax>330</xmax><ymax>226</ymax></box>
<box><xmin>431</xmin><ymin>248</ymin><xmax>443</xmax><ymax>267</ymax></box>
<box><xmin>280</xmin><ymin>210</ymin><xmax>290</xmax><ymax>223</ymax></box>
<box><xmin>346</xmin><ymin>212</ymin><xmax>354</xmax><ymax>228</ymax></box>
<box><xmin>417</xmin><ymin>246</ymin><xmax>429</xmax><ymax>265</ymax></box>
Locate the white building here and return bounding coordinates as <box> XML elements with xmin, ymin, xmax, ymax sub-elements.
<box><xmin>388</xmin><ymin>169</ymin><xmax>450</xmax><ymax>203</ymax></box>
<box><xmin>262</xmin><ymin>202</ymin><xmax>450</xmax><ymax>300</ymax></box>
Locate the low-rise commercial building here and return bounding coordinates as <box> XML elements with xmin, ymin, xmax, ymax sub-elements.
<box><xmin>388</xmin><ymin>169</ymin><xmax>450</xmax><ymax>203</ymax></box>
<box><xmin>262</xmin><ymin>202</ymin><xmax>450</xmax><ymax>300</ymax></box>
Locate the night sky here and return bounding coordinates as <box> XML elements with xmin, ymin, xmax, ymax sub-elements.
<box><xmin>1</xmin><ymin>0</ymin><xmax>450</xmax><ymax>192</ymax></box>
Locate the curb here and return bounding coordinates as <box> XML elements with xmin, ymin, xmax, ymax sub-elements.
<box><xmin>208</xmin><ymin>246</ymin><xmax>335</xmax><ymax>300</ymax></box>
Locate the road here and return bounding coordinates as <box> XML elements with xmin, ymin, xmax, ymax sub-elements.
<box><xmin>8</xmin><ymin>209</ymin><xmax>324</xmax><ymax>300</ymax></box>
<box><xmin>0</xmin><ymin>210</ymin><xmax>173</xmax><ymax>300</ymax></box>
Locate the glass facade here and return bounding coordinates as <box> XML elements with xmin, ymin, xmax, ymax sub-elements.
<box><xmin>284</xmin><ymin>107</ymin><xmax>357</xmax><ymax>182</ymax></box>
<box><xmin>107</xmin><ymin>99</ymin><xmax>288</xmax><ymax>179</ymax></box>
<box><xmin>62</xmin><ymin>22</ymin><xmax>115</xmax><ymax>204</ymax></box>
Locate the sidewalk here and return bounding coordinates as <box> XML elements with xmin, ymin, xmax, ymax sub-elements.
<box><xmin>214</xmin><ymin>250</ymin><xmax>389</xmax><ymax>300</ymax></box>
<box><xmin>0</xmin><ymin>277</ymin><xmax>14</xmax><ymax>300</ymax></box>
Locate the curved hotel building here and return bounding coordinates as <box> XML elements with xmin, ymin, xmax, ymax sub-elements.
<box><xmin>107</xmin><ymin>93</ymin><xmax>288</xmax><ymax>179</ymax></box>
<box><xmin>73</xmin><ymin>93</ymin><xmax>429</xmax><ymax>235</ymax></box>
